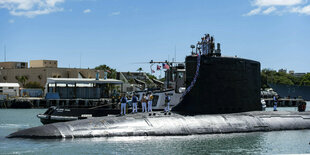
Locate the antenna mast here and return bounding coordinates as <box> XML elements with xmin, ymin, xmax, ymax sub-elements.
<box><xmin>174</xmin><ymin>45</ymin><xmax>176</xmax><ymax>62</ymax></box>
<box><xmin>4</xmin><ymin>44</ymin><xmax>6</xmax><ymax>62</ymax></box>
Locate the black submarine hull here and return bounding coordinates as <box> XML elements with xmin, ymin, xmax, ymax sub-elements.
<box><xmin>7</xmin><ymin>111</ymin><xmax>310</xmax><ymax>139</ymax></box>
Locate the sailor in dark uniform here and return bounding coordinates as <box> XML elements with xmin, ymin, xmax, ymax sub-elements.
<box><xmin>120</xmin><ymin>94</ymin><xmax>127</xmax><ymax>115</ymax></box>
<box><xmin>273</xmin><ymin>95</ymin><xmax>278</xmax><ymax>111</ymax></box>
<box><xmin>132</xmin><ymin>94</ymin><xmax>138</xmax><ymax>113</ymax></box>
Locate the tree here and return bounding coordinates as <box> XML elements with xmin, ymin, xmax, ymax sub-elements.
<box><xmin>137</xmin><ymin>67</ymin><xmax>143</xmax><ymax>73</ymax></box>
<box><xmin>24</xmin><ymin>81</ymin><xmax>43</xmax><ymax>89</ymax></box>
<box><xmin>15</xmin><ymin>76</ymin><xmax>28</xmax><ymax>87</ymax></box>
<box><xmin>95</xmin><ymin>64</ymin><xmax>117</xmax><ymax>79</ymax></box>
<box><xmin>260</xmin><ymin>68</ymin><xmax>310</xmax><ymax>88</ymax></box>
<box><xmin>299</xmin><ymin>73</ymin><xmax>310</xmax><ymax>86</ymax></box>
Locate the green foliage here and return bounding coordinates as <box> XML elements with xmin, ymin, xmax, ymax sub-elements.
<box><xmin>24</xmin><ymin>81</ymin><xmax>43</xmax><ymax>89</ymax></box>
<box><xmin>95</xmin><ymin>64</ymin><xmax>117</xmax><ymax>79</ymax></box>
<box><xmin>137</xmin><ymin>67</ymin><xmax>143</xmax><ymax>73</ymax></box>
<box><xmin>159</xmin><ymin>77</ymin><xmax>166</xmax><ymax>82</ymax></box>
<box><xmin>261</xmin><ymin>68</ymin><xmax>309</xmax><ymax>88</ymax></box>
<box><xmin>146</xmin><ymin>73</ymin><xmax>157</xmax><ymax>80</ymax></box>
<box><xmin>15</xmin><ymin>76</ymin><xmax>28</xmax><ymax>87</ymax></box>
<box><xmin>300</xmin><ymin>73</ymin><xmax>310</xmax><ymax>86</ymax></box>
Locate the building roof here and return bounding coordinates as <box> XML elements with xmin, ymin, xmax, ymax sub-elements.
<box><xmin>0</xmin><ymin>83</ymin><xmax>20</xmax><ymax>87</ymax></box>
<box><xmin>46</xmin><ymin>78</ymin><xmax>123</xmax><ymax>84</ymax></box>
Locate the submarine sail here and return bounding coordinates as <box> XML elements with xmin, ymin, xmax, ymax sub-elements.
<box><xmin>173</xmin><ymin>55</ymin><xmax>262</xmax><ymax>115</ymax></box>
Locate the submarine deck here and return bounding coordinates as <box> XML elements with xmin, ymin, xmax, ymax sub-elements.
<box><xmin>7</xmin><ymin>111</ymin><xmax>310</xmax><ymax>139</ymax></box>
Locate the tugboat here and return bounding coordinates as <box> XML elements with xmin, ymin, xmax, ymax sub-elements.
<box><xmin>37</xmin><ymin>66</ymin><xmax>185</xmax><ymax>124</ymax></box>
<box><xmin>37</xmin><ymin>89</ymin><xmax>182</xmax><ymax>124</ymax></box>
<box><xmin>9</xmin><ymin>34</ymin><xmax>310</xmax><ymax>139</ymax></box>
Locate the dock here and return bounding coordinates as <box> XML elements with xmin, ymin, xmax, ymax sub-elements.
<box><xmin>263</xmin><ymin>98</ymin><xmax>306</xmax><ymax>107</ymax></box>
<box><xmin>0</xmin><ymin>98</ymin><xmax>113</xmax><ymax>109</ymax></box>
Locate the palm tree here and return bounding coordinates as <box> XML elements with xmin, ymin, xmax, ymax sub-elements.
<box><xmin>137</xmin><ymin>67</ymin><xmax>143</xmax><ymax>73</ymax></box>
<box><xmin>15</xmin><ymin>75</ymin><xmax>28</xmax><ymax>87</ymax></box>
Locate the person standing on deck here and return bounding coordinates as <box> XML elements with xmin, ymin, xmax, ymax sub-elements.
<box><xmin>141</xmin><ymin>94</ymin><xmax>147</xmax><ymax>112</ymax></box>
<box><xmin>273</xmin><ymin>95</ymin><xmax>278</xmax><ymax>111</ymax></box>
<box><xmin>205</xmin><ymin>34</ymin><xmax>210</xmax><ymax>55</ymax></box>
<box><xmin>201</xmin><ymin>37</ymin><xmax>207</xmax><ymax>55</ymax></box>
<box><xmin>165</xmin><ymin>93</ymin><xmax>171</xmax><ymax>112</ymax></box>
<box><xmin>120</xmin><ymin>94</ymin><xmax>128</xmax><ymax>115</ymax></box>
<box><xmin>132</xmin><ymin>94</ymin><xmax>138</xmax><ymax>113</ymax></box>
<box><xmin>148</xmin><ymin>93</ymin><xmax>153</xmax><ymax>112</ymax></box>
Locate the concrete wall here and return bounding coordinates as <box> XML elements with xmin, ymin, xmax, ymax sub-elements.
<box><xmin>0</xmin><ymin>68</ymin><xmax>106</xmax><ymax>88</ymax></box>
<box><xmin>0</xmin><ymin>62</ymin><xmax>28</xmax><ymax>69</ymax></box>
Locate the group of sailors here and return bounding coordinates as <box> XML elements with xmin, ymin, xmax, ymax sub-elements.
<box><xmin>119</xmin><ymin>92</ymin><xmax>171</xmax><ymax>115</ymax></box>
<box><xmin>199</xmin><ymin>34</ymin><xmax>215</xmax><ymax>56</ymax></box>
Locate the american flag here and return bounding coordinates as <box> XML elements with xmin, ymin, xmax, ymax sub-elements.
<box><xmin>162</xmin><ymin>63</ymin><xmax>170</xmax><ymax>69</ymax></box>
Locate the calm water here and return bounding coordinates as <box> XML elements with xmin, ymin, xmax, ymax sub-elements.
<box><xmin>1</xmin><ymin>106</ymin><xmax>310</xmax><ymax>155</ymax></box>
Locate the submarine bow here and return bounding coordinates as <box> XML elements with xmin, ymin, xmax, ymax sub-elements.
<box><xmin>7</xmin><ymin>111</ymin><xmax>310</xmax><ymax>138</ymax></box>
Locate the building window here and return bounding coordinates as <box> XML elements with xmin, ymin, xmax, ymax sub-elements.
<box><xmin>8</xmin><ymin>87</ymin><xmax>14</xmax><ymax>89</ymax></box>
<box><xmin>0</xmin><ymin>87</ymin><xmax>3</xmax><ymax>89</ymax></box>
<box><xmin>0</xmin><ymin>90</ymin><xmax>2</xmax><ymax>93</ymax></box>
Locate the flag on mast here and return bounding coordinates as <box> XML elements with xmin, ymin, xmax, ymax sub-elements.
<box><xmin>162</xmin><ymin>63</ymin><xmax>170</xmax><ymax>69</ymax></box>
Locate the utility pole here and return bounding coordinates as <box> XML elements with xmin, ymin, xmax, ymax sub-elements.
<box><xmin>174</xmin><ymin>45</ymin><xmax>176</xmax><ymax>62</ymax></box>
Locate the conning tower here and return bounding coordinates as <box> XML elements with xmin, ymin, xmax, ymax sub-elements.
<box><xmin>172</xmin><ymin>34</ymin><xmax>261</xmax><ymax>115</ymax></box>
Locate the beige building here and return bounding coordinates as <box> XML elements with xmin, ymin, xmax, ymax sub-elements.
<box><xmin>0</xmin><ymin>62</ymin><xmax>28</xmax><ymax>69</ymax></box>
<box><xmin>30</xmin><ymin>60</ymin><xmax>58</xmax><ymax>68</ymax></box>
<box><xmin>0</xmin><ymin>60</ymin><xmax>109</xmax><ymax>88</ymax></box>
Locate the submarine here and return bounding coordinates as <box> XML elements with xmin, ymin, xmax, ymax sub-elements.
<box><xmin>7</xmin><ymin>34</ymin><xmax>310</xmax><ymax>139</ymax></box>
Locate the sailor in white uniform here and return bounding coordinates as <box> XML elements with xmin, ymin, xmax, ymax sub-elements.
<box><xmin>165</xmin><ymin>93</ymin><xmax>171</xmax><ymax>112</ymax></box>
<box><xmin>142</xmin><ymin>94</ymin><xmax>147</xmax><ymax>112</ymax></box>
<box><xmin>148</xmin><ymin>93</ymin><xmax>153</xmax><ymax>112</ymax></box>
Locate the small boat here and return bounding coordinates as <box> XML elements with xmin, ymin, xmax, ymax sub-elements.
<box><xmin>37</xmin><ymin>89</ymin><xmax>182</xmax><ymax>124</ymax></box>
<box><xmin>37</xmin><ymin>106</ymin><xmax>120</xmax><ymax>124</ymax></box>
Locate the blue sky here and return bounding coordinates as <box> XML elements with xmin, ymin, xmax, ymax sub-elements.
<box><xmin>0</xmin><ymin>0</ymin><xmax>310</xmax><ymax>77</ymax></box>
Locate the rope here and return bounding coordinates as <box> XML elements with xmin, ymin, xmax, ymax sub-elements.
<box><xmin>181</xmin><ymin>53</ymin><xmax>201</xmax><ymax>98</ymax></box>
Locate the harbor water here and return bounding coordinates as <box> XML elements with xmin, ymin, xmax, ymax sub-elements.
<box><xmin>1</xmin><ymin>106</ymin><xmax>310</xmax><ymax>154</ymax></box>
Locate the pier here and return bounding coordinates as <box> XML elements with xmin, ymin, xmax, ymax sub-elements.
<box><xmin>0</xmin><ymin>98</ymin><xmax>112</xmax><ymax>109</ymax></box>
<box><xmin>263</xmin><ymin>98</ymin><xmax>306</xmax><ymax>107</ymax></box>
